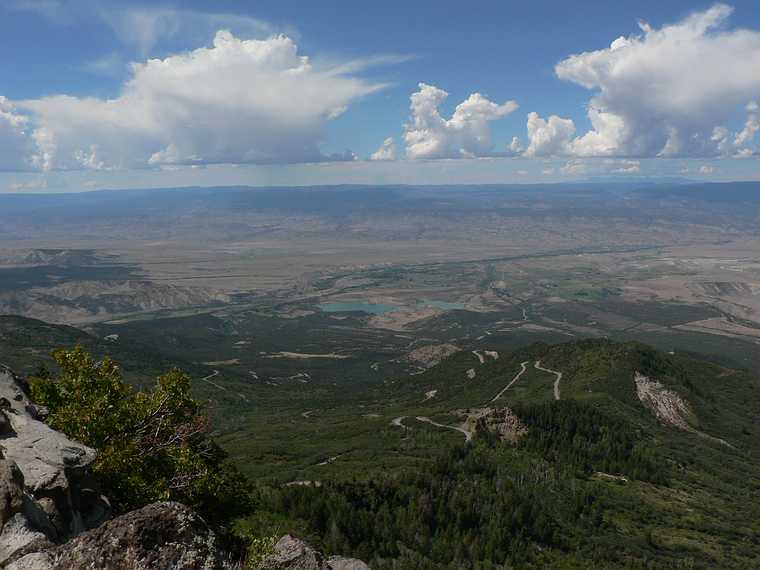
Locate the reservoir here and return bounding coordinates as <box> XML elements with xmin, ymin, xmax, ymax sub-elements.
<box><xmin>319</xmin><ymin>299</ymin><xmax>465</xmax><ymax>314</ymax></box>
<box><xmin>319</xmin><ymin>301</ymin><xmax>398</xmax><ymax>314</ymax></box>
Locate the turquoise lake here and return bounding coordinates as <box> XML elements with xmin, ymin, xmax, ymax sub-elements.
<box><xmin>319</xmin><ymin>300</ymin><xmax>465</xmax><ymax>314</ymax></box>
<box><xmin>319</xmin><ymin>302</ymin><xmax>399</xmax><ymax>314</ymax></box>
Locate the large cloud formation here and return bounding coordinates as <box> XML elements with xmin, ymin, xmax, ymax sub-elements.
<box><xmin>400</xmin><ymin>83</ymin><xmax>518</xmax><ymax>159</ymax></box>
<box><xmin>5</xmin><ymin>31</ymin><xmax>385</xmax><ymax>171</ymax></box>
<box><xmin>0</xmin><ymin>97</ymin><xmax>35</xmax><ymax>171</ymax></box>
<box><xmin>370</xmin><ymin>137</ymin><xmax>398</xmax><ymax>161</ymax></box>
<box><xmin>527</xmin><ymin>4</ymin><xmax>760</xmax><ymax>158</ymax></box>
<box><xmin>524</xmin><ymin>112</ymin><xmax>576</xmax><ymax>157</ymax></box>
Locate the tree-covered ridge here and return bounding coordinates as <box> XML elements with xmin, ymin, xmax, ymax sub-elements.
<box><xmin>21</xmin><ymin>338</ymin><xmax>760</xmax><ymax>568</ymax></box>
<box><xmin>244</xmin><ymin>400</ymin><xmax>670</xmax><ymax>569</ymax></box>
<box><xmin>515</xmin><ymin>400</ymin><xmax>665</xmax><ymax>483</ymax></box>
<box><xmin>236</xmin><ymin>339</ymin><xmax>760</xmax><ymax>568</ymax></box>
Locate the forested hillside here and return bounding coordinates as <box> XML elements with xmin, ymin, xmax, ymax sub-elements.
<box><xmin>237</xmin><ymin>340</ymin><xmax>760</xmax><ymax>568</ymax></box>
<box><xmin>3</xmin><ymin>320</ymin><xmax>760</xmax><ymax>568</ymax></box>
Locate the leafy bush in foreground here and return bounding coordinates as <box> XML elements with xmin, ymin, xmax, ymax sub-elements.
<box><xmin>30</xmin><ymin>346</ymin><xmax>249</xmax><ymax>524</ymax></box>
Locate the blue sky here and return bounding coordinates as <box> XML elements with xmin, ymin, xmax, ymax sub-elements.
<box><xmin>1</xmin><ymin>0</ymin><xmax>760</xmax><ymax>192</ymax></box>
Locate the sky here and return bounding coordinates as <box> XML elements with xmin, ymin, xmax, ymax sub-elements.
<box><xmin>1</xmin><ymin>0</ymin><xmax>760</xmax><ymax>192</ymax></box>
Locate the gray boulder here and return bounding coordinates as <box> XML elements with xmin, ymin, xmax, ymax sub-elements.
<box><xmin>5</xmin><ymin>551</ymin><xmax>54</xmax><ymax>570</ymax></box>
<box><xmin>326</xmin><ymin>556</ymin><xmax>371</xmax><ymax>570</ymax></box>
<box><xmin>0</xmin><ymin>458</ymin><xmax>24</xmax><ymax>527</ymax></box>
<box><xmin>0</xmin><ymin>365</ymin><xmax>96</xmax><ymax>502</ymax></box>
<box><xmin>0</xmin><ymin>512</ymin><xmax>53</xmax><ymax>567</ymax></box>
<box><xmin>49</xmin><ymin>501</ymin><xmax>235</xmax><ymax>570</ymax></box>
<box><xmin>0</xmin><ymin>365</ymin><xmax>110</xmax><ymax>565</ymax></box>
<box><xmin>262</xmin><ymin>535</ymin><xmax>369</xmax><ymax>570</ymax></box>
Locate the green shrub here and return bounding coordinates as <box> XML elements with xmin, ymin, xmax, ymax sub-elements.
<box><xmin>30</xmin><ymin>346</ymin><xmax>250</xmax><ymax>524</ymax></box>
<box><xmin>243</xmin><ymin>535</ymin><xmax>278</xmax><ymax>570</ymax></box>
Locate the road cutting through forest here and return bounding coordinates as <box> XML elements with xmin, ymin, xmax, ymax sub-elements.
<box><xmin>491</xmin><ymin>361</ymin><xmax>530</xmax><ymax>402</ymax></box>
<box><xmin>534</xmin><ymin>360</ymin><xmax>563</xmax><ymax>400</ymax></box>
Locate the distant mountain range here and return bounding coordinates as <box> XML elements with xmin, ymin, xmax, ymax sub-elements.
<box><xmin>1</xmin><ymin>181</ymin><xmax>759</xmax><ymax>241</ymax></box>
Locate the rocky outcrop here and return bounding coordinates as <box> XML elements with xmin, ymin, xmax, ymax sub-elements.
<box><xmin>48</xmin><ymin>502</ymin><xmax>235</xmax><ymax>570</ymax></box>
<box><xmin>403</xmin><ymin>344</ymin><xmax>460</xmax><ymax>369</ymax></box>
<box><xmin>0</xmin><ymin>364</ymin><xmax>111</xmax><ymax>567</ymax></box>
<box><xmin>0</xmin><ymin>364</ymin><xmax>368</xmax><ymax>569</ymax></box>
<box><xmin>634</xmin><ymin>371</ymin><xmax>732</xmax><ymax>448</ymax></box>
<box><xmin>477</xmin><ymin>407</ymin><xmax>528</xmax><ymax>443</ymax></box>
<box><xmin>261</xmin><ymin>535</ymin><xmax>369</xmax><ymax>570</ymax></box>
<box><xmin>325</xmin><ymin>556</ymin><xmax>371</xmax><ymax>570</ymax></box>
<box><xmin>2</xmin><ymin>502</ymin><xmax>236</xmax><ymax>570</ymax></box>
<box><xmin>634</xmin><ymin>372</ymin><xmax>694</xmax><ymax>431</ymax></box>
<box><xmin>460</xmin><ymin>407</ymin><xmax>528</xmax><ymax>443</ymax></box>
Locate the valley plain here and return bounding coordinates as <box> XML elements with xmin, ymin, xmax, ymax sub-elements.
<box><xmin>2</xmin><ymin>182</ymin><xmax>760</xmax><ymax>567</ymax></box>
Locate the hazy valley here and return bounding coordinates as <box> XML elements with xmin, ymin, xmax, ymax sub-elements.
<box><xmin>2</xmin><ymin>182</ymin><xmax>760</xmax><ymax>567</ymax></box>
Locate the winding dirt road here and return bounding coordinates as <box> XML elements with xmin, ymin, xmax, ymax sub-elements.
<box><xmin>391</xmin><ymin>415</ymin><xmax>472</xmax><ymax>442</ymax></box>
<box><xmin>200</xmin><ymin>369</ymin><xmax>227</xmax><ymax>391</ymax></box>
<box><xmin>422</xmin><ymin>389</ymin><xmax>438</xmax><ymax>402</ymax></box>
<box><xmin>391</xmin><ymin>416</ymin><xmax>412</xmax><ymax>440</ymax></box>
<box><xmin>534</xmin><ymin>360</ymin><xmax>562</xmax><ymax>400</ymax></box>
<box><xmin>391</xmin><ymin>416</ymin><xmax>407</xmax><ymax>428</ymax></box>
<box><xmin>491</xmin><ymin>361</ymin><xmax>530</xmax><ymax>402</ymax></box>
<box><xmin>415</xmin><ymin>416</ymin><xmax>473</xmax><ymax>442</ymax></box>
<box><xmin>389</xmin><ymin>359</ymin><xmax>565</xmax><ymax>444</ymax></box>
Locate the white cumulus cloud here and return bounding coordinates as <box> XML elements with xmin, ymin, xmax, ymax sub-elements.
<box><xmin>548</xmin><ymin>4</ymin><xmax>760</xmax><ymax>158</ymax></box>
<box><xmin>524</xmin><ymin>112</ymin><xmax>575</xmax><ymax>157</ymax></box>
<box><xmin>558</xmin><ymin>158</ymin><xmax>643</xmax><ymax>176</ymax></box>
<box><xmin>559</xmin><ymin>160</ymin><xmax>588</xmax><ymax>175</ymax></box>
<box><xmin>610</xmin><ymin>159</ymin><xmax>641</xmax><ymax>173</ymax></box>
<box><xmin>12</xmin><ymin>31</ymin><xmax>386</xmax><ymax>171</ymax></box>
<box><xmin>734</xmin><ymin>103</ymin><xmax>759</xmax><ymax>147</ymax></box>
<box><xmin>370</xmin><ymin>137</ymin><xmax>398</xmax><ymax>161</ymax></box>
<box><xmin>403</xmin><ymin>83</ymin><xmax>518</xmax><ymax>159</ymax></box>
<box><xmin>507</xmin><ymin>136</ymin><xmax>523</xmax><ymax>155</ymax></box>
<box><xmin>0</xmin><ymin>97</ymin><xmax>35</xmax><ymax>171</ymax></box>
